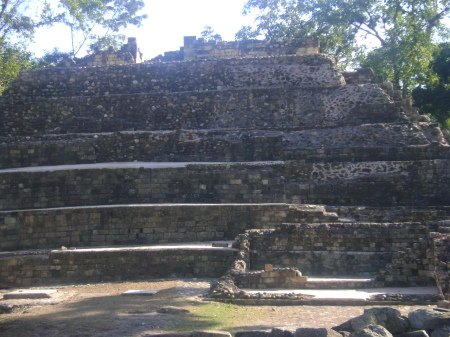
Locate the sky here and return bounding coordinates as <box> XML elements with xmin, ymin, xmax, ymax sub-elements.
<box><xmin>30</xmin><ymin>0</ymin><xmax>257</xmax><ymax>60</ymax></box>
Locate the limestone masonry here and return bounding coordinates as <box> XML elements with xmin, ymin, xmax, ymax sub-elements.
<box><xmin>0</xmin><ymin>37</ymin><xmax>449</xmax><ymax>300</ymax></box>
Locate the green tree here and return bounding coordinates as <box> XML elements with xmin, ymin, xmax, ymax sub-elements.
<box><xmin>412</xmin><ymin>43</ymin><xmax>450</xmax><ymax>129</ymax></box>
<box><xmin>57</xmin><ymin>0</ymin><xmax>147</xmax><ymax>56</ymax></box>
<box><xmin>33</xmin><ymin>48</ymin><xmax>72</xmax><ymax>67</ymax></box>
<box><xmin>235</xmin><ymin>25</ymin><xmax>260</xmax><ymax>41</ymax></box>
<box><xmin>0</xmin><ymin>1</ymin><xmax>57</xmax><ymax>91</ymax></box>
<box><xmin>0</xmin><ymin>0</ymin><xmax>56</xmax><ymax>42</ymax></box>
<box><xmin>0</xmin><ymin>40</ymin><xmax>32</xmax><ymax>91</ymax></box>
<box><xmin>241</xmin><ymin>0</ymin><xmax>450</xmax><ymax>92</ymax></box>
<box><xmin>0</xmin><ymin>0</ymin><xmax>147</xmax><ymax>89</ymax></box>
<box><xmin>201</xmin><ymin>26</ymin><xmax>223</xmax><ymax>42</ymax></box>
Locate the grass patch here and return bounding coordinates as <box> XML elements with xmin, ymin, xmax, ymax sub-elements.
<box><xmin>168</xmin><ymin>301</ymin><xmax>271</xmax><ymax>333</ymax></box>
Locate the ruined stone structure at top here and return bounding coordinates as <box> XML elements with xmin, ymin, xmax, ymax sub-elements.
<box><xmin>0</xmin><ymin>37</ymin><xmax>449</xmax><ymax>291</ymax></box>
<box><xmin>182</xmin><ymin>36</ymin><xmax>319</xmax><ymax>60</ymax></box>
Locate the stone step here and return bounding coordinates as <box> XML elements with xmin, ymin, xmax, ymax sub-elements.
<box><xmin>0</xmin><ymin>203</ymin><xmax>347</xmax><ymax>251</ymax></box>
<box><xmin>240</xmin><ymin>286</ymin><xmax>440</xmax><ymax>304</ymax></box>
<box><xmin>439</xmin><ymin>226</ymin><xmax>450</xmax><ymax>233</ymax></box>
<box><xmin>325</xmin><ymin>205</ymin><xmax>450</xmax><ymax>223</ymax></box>
<box><xmin>2</xmin><ymin>125</ymin><xmax>449</xmax><ymax>170</ymax></box>
<box><xmin>0</xmin><ymin>203</ymin><xmax>299</xmax><ymax>251</ymax></box>
<box><xmin>438</xmin><ymin>220</ymin><xmax>450</xmax><ymax>233</ymax></box>
<box><xmin>0</xmin><ymin>242</ymin><xmax>237</xmax><ymax>288</ymax></box>
<box><xmin>300</xmin><ymin>277</ymin><xmax>377</xmax><ymax>289</ymax></box>
<box><xmin>1</xmin><ymin>159</ymin><xmax>450</xmax><ymax>211</ymax></box>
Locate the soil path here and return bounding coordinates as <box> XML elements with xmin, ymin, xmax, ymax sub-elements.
<box><xmin>0</xmin><ymin>279</ymin><xmax>434</xmax><ymax>337</ymax></box>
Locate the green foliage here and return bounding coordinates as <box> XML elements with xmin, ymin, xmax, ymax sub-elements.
<box><xmin>0</xmin><ymin>0</ymin><xmax>147</xmax><ymax>90</ymax></box>
<box><xmin>0</xmin><ymin>40</ymin><xmax>32</xmax><ymax>91</ymax></box>
<box><xmin>0</xmin><ymin>1</ymin><xmax>58</xmax><ymax>42</ymax></box>
<box><xmin>201</xmin><ymin>26</ymin><xmax>223</xmax><ymax>42</ymax></box>
<box><xmin>412</xmin><ymin>43</ymin><xmax>450</xmax><ymax>129</ymax></box>
<box><xmin>33</xmin><ymin>48</ymin><xmax>72</xmax><ymax>68</ymax></box>
<box><xmin>242</xmin><ymin>0</ymin><xmax>450</xmax><ymax>93</ymax></box>
<box><xmin>57</xmin><ymin>0</ymin><xmax>147</xmax><ymax>56</ymax></box>
<box><xmin>235</xmin><ymin>26</ymin><xmax>260</xmax><ymax>41</ymax></box>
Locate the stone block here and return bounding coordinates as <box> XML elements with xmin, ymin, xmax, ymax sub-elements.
<box><xmin>265</xmin><ymin>264</ymin><xmax>274</xmax><ymax>272</ymax></box>
<box><xmin>294</xmin><ymin>328</ymin><xmax>342</xmax><ymax>337</ymax></box>
<box><xmin>270</xmin><ymin>326</ymin><xmax>299</xmax><ymax>337</ymax></box>
<box><xmin>235</xmin><ymin>331</ymin><xmax>270</xmax><ymax>337</ymax></box>
<box><xmin>395</xmin><ymin>332</ymin><xmax>430</xmax><ymax>337</ymax></box>
<box><xmin>408</xmin><ymin>310</ymin><xmax>450</xmax><ymax>330</ymax></box>
<box><xmin>350</xmin><ymin>325</ymin><xmax>392</xmax><ymax>337</ymax></box>
<box><xmin>193</xmin><ymin>330</ymin><xmax>232</xmax><ymax>337</ymax></box>
<box><xmin>430</xmin><ymin>330</ymin><xmax>450</xmax><ymax>337</ymax></box>
<box><xmin>3</xmin><ymin>289</ymin><xmax>57</xmax><ymax>299</ymax></box>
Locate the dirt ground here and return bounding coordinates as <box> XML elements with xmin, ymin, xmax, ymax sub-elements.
<box><xmin>0</xmin><ymin>279</ymin><xmax>435</xmax><ymax>337</ymax></box>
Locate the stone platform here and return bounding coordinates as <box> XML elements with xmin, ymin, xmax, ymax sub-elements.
<box><xmin>0</xmin><ymin>38</ymin><xmax>448</xmax><ymax>297</ymax></box>
<box><xmin>0</xmin><ymin>242</ymin><xmax>236</xmax><ymax>287</ymax></box>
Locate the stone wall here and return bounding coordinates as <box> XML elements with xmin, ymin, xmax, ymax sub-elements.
<box><xmin>0</xmin><ymin>247</ymin><xmax>236</xmax><ymax>287</ymax></box>
<box><xmin>380</xmin><ymin>237</ymin><xmax>433</xmax><ymax>286</ymax></box>
<box><xmin>285</xmin><ymin>159</ymin><xmax>450</xmax><ymax>206</ymax></box>
<box><xmin>183</xmin><ymin>36</ymin><xmax>319</xmax><ymax>60</ymax></box>
<box><xmin>252</xmin><ymin>250</ymin><xmax>394</xmax><ymax>276</ymax></box>
<box><xmin>1</xmin><ymin>54</ymin><xmax>338</xmax><ymax>99</ymax></box>
<box><xmin>0</xmin><ymin>129</ymin><xmax>450</xmax><ymax>169</ymax></box>
<box><xmin>325</xmin><ymin>206</ymin><xmax>450</xmax><ymax>223</ymax></box>
<box><xmin>2</xmin><ymin>124</ymin><xmax>449</xmax><ymax>169</ymax></box>
<box><xmin>250</xmin><ymin>223</ymin><xmax>431</xmax><ymax>253</ymax></box>
<box><xmin>234</xmin><ymin>267</ymin><xmax>308</xmax><ymax>289</ymax></box>
<box><xmin>0</xmin><ymin>204</ymin><xmax>292</xmax><ymax>251</ymax></box>
<box><xmin>1</xmin><ymin>160</ymin><xmax>449</xmax><ymax>211</ymax></box>
<box><xmin>246</xmin><ymin>223</ymin><xmax>435</xmax><ymax>282</ymax></box>
<box><xmin>432</xmin><ymin>232</ymin><xmax>450</xmax><ymax>296</ymax></box>
<box><xmin>1</xmin><ymin>86</ymin><xmax>402</xmax><ymax>137</ymax></box>
<box><xmin>0</xmin><ymin>163</ymin><xmax>286</xmax><ymax>211</ymax></box>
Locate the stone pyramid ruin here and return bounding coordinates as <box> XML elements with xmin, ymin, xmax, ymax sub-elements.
<box><xmin>0</xmin><ymin>37</ymin><xmax>449</xmax><ymax>301</ymax></box>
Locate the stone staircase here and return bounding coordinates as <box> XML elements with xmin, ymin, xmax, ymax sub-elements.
<box><xmin>0</xmin><ymin>38</ymin><xmax>449</xmax><ymax>295</ymax></box>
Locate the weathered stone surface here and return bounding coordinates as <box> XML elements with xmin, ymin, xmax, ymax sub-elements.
<box><xmin>209</xmin><ymin>276</ymin><xmax>241</xmax><ymax>299</ymax></box>
<box><xmin>147</xmin><ymin>332</ymin><xmax>192</xmax><ymax>337</ymax></box>
<box><xmin>235</xmin><ymin>330</ymin><xmax>271</xmax><ymax>337</ymax></box>
<box><xmin>349</xmin><ymin>313</ymin><xmax>378</xmax><ymax>332</ymax></box>
<box><xmin>350</xmin><ymin>325</ymin><xmax>392</xmax><ymax>337</ymax></box>
<box><xmin>192</xmin><ymin>330</ymin><xmax>232</xmax><ymax>337</ymax></box>
<box><xmin>437</xmin><ymin>301</ymin><xmax>450</xmax><ymax>309</ymax></box>
<box><xmin>3</xmin><ymin>290</ymin><xmax>57</xmax><ymax>299</ymax></box>
<box><xmin>122</xmin><ymin>290</ymin><xmax>159</xmax><ymax>296</ymax></box>
<box><xmin>363</xmin><ymin>308</ymin><xmax>410</xmax><ymax>334</ymax></box>
<box><xmin>270</xmin><ymin>326</ymin><xmax>300</xmax><ymax>337</ymax></box>
<box><xmin>294</xmin><ymin>327</ymin><xmax>342</xmax><ymax>337</ymax></box>
<box><xmin>394</xmin><ymin>330</ymin><xmax>429</xmax><ymax>337</ymax></box>
<box><xmin>335</xmin><ymin>309</ymin><xmax>408</xmax><ymax>335</ymax></box>
<box><xmin>0</xmin><ymin>304</ymin><xmax>13</xmax><ymax>314</ymax></box>
<box><xmin>430</xmin><ymin>330</ymin><xmax>450</xmax><ymax>337</ymax></box>
<box><xmin>408</xmin><ymin>310</ymin><xmax>450</xmax><ymax>330</ymax></box>
<box><xmin>0</xmin><ymin>36</ymin><xmax>449</xmax><ymax>295</ymax></box>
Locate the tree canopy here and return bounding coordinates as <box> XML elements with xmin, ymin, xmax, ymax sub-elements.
<box><xmin>412</xmin><ymin>43</ymin><xmax>450</xmax><ymax>129</ymax></box>
<box><xmin>201</xmin><ymin>26</ymin><xmax>223</xmax><ymax>42</ymax></box>
<box><xmin>0</xmin><ymin>0</ymin><xmax>147</xmax><ymax>90</ymax></box>
<box><xmin>240</xmin><ymin>0</ymin><xmax>450</xmax><ymax>94</ymax></box>
<box><xmin>57</xmin><ymin>0</ymin><xmax>147</xmax><ymax>57</ymax></box>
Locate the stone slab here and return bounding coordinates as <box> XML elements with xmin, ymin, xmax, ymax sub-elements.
<box><xmin>243</xmin><ymin>286</ymin><xmax>439</xmax><ymax>300</ymax></box>
<box><xmin>122</xmin><ymin>290</ymin><xmax>160</xmax><ymax>296</ymax></box>
<box><xmin>3</xmin><ymin>289</ymin><xmax>57</xmax><ymax>299</ymax></box>
<box><xmin>212</xmin><ymin>243</ymin><xmax>229</xmax><ymax>247</ymax></box>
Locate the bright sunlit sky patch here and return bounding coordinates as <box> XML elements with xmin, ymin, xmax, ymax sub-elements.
<box><xmin>30</xmin><ymin>0</ymin><xmax>257</xmax><ymax>60</ymax></box>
